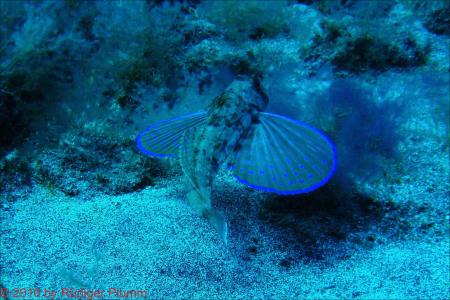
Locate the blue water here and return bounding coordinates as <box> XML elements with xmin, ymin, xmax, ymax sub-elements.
<box><xmin>1</xmin><ymin>1</ymin><xmax>449</xmax><ymax>299</ymax></box>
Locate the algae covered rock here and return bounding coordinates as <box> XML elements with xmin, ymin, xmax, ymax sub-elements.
<box><xmin>33</xmin><ymin>130</ymin><xmax>165</xmax><ymax>197</ymax></box>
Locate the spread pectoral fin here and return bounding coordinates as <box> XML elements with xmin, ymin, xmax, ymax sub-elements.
<box><xmin>136</xmin><ymin>111</ymin><xmax>207</xmax><ymax>158</ymax></box>
<box><xmin>229</xmin><ymin>112</ymin><xmax>337</xmax><ymax>195</ymax></box>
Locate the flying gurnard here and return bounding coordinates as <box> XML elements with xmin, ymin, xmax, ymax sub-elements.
<box><xmin>136</xmin><ymin>78</ymin><xmax>336</xmax><ymax>243</ymax></box>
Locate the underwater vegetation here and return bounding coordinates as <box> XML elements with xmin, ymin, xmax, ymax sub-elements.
<box><xmin>198</xmin><ymin>1</ymin><xmax>290</xmax><ymax>42</ymax></box>
<box><xmin>303</xmin><ymin>17</ymin><xmax>431</xmax><ymax>76</ymax></box>
<box><xmin>0</xmin><ymin>0</ymin><xmax>449</xmax><ymax>298</ymax></box>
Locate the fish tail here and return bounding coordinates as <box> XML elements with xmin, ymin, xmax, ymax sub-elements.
<box><xmin>203</xmin><ymin>208</ymin><xmax>228</xmax><ymax>247</ymax></box>
<box><xmin>186</xmin><ymin>189</ymin><xmax>228</xmax><ymax>246</ymax></box>
<box><xmin>186</xmin><ymin>188</ymin><xmax>211</xmax><ymax>212</ymax></box>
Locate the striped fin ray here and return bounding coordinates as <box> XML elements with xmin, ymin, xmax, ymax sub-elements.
<box><xmin>136</xmin><ymin>111</ymin><xmax>207</xmax><ymax>158</ymax></box>
<box><xmin>231</xmin><ymin>112</ymin><xmax>336</xmax><ymax>195</ymax></box>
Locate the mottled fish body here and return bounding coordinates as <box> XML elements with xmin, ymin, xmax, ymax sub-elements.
<box><xmin>179</xmin><ymin>79</ymin><xmax>268</xmax><ymax>242</ymax></box>
<box><xmin>136</xmin><ymin>78</ymin><xmax>336</xmax><ymax>244</ymax></box>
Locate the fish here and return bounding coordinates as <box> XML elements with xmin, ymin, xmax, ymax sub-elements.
<box><xmin>136</xmin><ymin>77</ymin><xmax>336</xmax><ymax>244</ymax></box>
